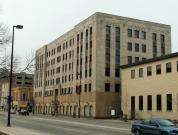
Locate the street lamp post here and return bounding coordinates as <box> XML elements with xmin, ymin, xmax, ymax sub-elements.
<box><xmin>7</xmin><ymin>25</ymin><xmax>23</xmax><ymax>127</ymax></box>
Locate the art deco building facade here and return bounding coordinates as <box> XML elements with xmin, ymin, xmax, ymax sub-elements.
<box><xmin>34</xmin><ymin>12</ymin><xmax>171</xmax><ymax>118</ymax></box>
<box><xmin>121</xmin><ymin>52</ymin><xmax>178</xmax><ymax>120</ymax></box>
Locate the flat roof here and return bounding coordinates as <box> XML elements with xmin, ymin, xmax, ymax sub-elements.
<box><xmin>120</xmin><ymin>52</ymin><xmax>178</xmax><ymax>69</ymax></box>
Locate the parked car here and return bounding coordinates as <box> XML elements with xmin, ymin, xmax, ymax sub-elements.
<box><xmin>131</xmin><ymin>118</ymin><xmax>178</xmax><ymax>135</ymax></box>
<box><xmin>18</xmin><ymin>109</ymin><xmax>29</xmax><ymax>116</ymax></box>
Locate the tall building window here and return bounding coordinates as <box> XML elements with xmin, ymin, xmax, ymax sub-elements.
<box><xmin>90</xmin><ymin>27</ymin><xmax>92</xmax><ymax>35</ymax></box>
<box><xmin>56</xmin><ymin>67</ymin><xmax>60</xmax><ymax>73</ymax></box>
<box><xmin>128</xmin><ymin>42</ymin><xmax>132</xmax><ymax>51</ymax></box>
<box><xmin>89</xmin><ymin>83</ymin><xmax>91</xmax><ymax>92</ymax></box>
<box><xmin>147</xmin><ymin>66</ymin><xmax>152</xmax><ymax>76</ymax></box>
<box><xmin>156</xmin><ymin>64</ymin><xmax>161</xmax><ymax>74</ymax></box>
<box><xmin>105</xmin><ymin>83</ymin><xmax>110</xmax><ymax>92</ymax></box>
<box><xmin>167</xmin><ymin>94</ymin><xmax>172</xmax><ymax>111</ymax></box>
<box><xmin>161</xmin><ymin>34</ymin><xmax>165</xmax><ymax>55</ymax></box>
<box><xmin>57</xmin><ymin>45</ymin><xmax>61</xmax><ymax>53</ymax></box>
<box><xmin>141</xmin><ymin>31</ymin><xmax>146</xmax><ymax>40</ymax></box>
<box><xmin>115</xmin><ymin>27</ymin><xmax>120</xmax><ymax>77</ymax></box>
<box><xmin>135</xmin><ymin>57</ymin><xmax>139</xmax><ymax>63</ymax></box>
<box><xmin>166</xmin><ymin>62</ymin><xmax>172</xmax><ymax>73</ymax></box>
<box><xmin>115</xmin><ymin>84</ymin><xmax>120</xmax><ymax>92</ymax></box>
<box><xmin>139</xmin><ymin>96</ymin><xmax>143</xmax><ymax>111</ymax></box>
<box><xmin>135</xmin><ymin>43</ymin><xmax>139</xmax><ymax>52</ymax></box>
<box><xmin>142</xmin><ymin>58</ymin><xmax>146</xmax><ymax>61</ymax></box>
<box><xmin>134</xmin><ymin>30</ymin><xmax>139</xmax><ymax>38</ymax></box>
<box><xmin>152</xmin><ymin>33</ymin><xmax>157</xmax><ymax>57</ymax></box>
<box><xmin>105</xmin><ymin>25</ymin><xmax>111</xmax><ymax>76</ymax></box>
<box><xmin>128</xmin><ymin>56</ymin><xmax>132</xmax><ymax>64</ymax></box>
<box><xmin>142</xmin><ymin>44</ymin><xmax>146</xmax><ymax>53</ymax></box>
<box><xmin>85</xmin><ymin>69</ymin><xmax>87</xmax><ymax>78</ymax></box>
<box><xmin>128</xmin><ymin>29</ymin><xmax>132</xmax><ymax>37</ymax></box>
<box><xmin>147</xmin><ymin>95</ymin><xmax>152</xmax><ymax>111</ymax></box>
<box><xmin>131</xmin><ymin>69</ymin><xmax>135</xmax><ymax>79</ymax></box>
<box><xmin>157</xmin><ymin>95</ymin><xmax>162</xmax><ymax>111</ymax></box>
<box><xmin>84</xmin><ymin>84</ymin><xmax>87</xmax><ymax>92</ymax></box>
<box><xmin>105</xmin><ymin>68</ymin><xmax>110</xmax><ymax>76</ymax></box>
<box><xmin>139</xmin><ymin>68</ymin><xmax>143</xmax><ymax>78</ymax></box>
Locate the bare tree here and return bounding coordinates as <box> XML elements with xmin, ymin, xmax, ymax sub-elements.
<box><xmin>0</xmin><ymin>23</ymin><xmax>11</xmax><ymax>48</ymax></box>
<box><xmin>0</xmin><ymin>22</ymin><xmax>35</xmax><ymax>75</ymax></box>
<box><xmin>21</xmin><ymin>51</ymin><xmax>35</xmax><ymax>74</ymax></box>
<box><xmin>0</xmin><ymin>53</ymin><xmax>20</xmax><ymax>76</ymax></box>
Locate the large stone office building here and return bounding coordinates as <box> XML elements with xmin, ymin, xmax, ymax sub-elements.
<box><xmin>34</xmin><ymin>12</ymin><xmax>171</xmax><ymax>118</ymax></box>
<box><xmin>121</xmin><ymin>52</ymin><xmax>178</xmax><ymax>120</ymax></box>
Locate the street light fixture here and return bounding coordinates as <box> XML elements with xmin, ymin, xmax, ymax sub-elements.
<box><xmin>7</xmin><ymin>25</ymin><xmax>23</xmax><ymax>127</ymax></box>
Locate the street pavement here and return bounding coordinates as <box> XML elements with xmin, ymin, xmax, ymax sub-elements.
<box><xmin>0</xmin><ymin>112</ymin><xmax>133</xmax><ymax>135</ymax></box>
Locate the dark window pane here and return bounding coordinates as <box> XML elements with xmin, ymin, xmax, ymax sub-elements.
<box><xmin>105</xmin><ymin>83</ymin><xmax>110</xmax><ymax>92</ymax></box>
<box><xmin>135</xmin><ymin>43</ymin><xmax>139</xmax><ymax>52</ymax></box>
<box><xmin>147</xmin><ymin>66</ymin><xmax>152</xmax><ymax>76</ymax></box>
<box><xmin>128</xmin><ymin>56</ymin><xmax>132</xmax><ymax>64</ymax></box>
<box><xmin>147</xmin><ymin>95</ymin><xmax>152</xmax><ymax>111</ymax></box>
<box><xmin>141</xmin><ymin>31</ymin><xmax>146</xmax><ymax>40</ymax></box>
<box><xmin>134</xmin><ymin>30</ymin><xmax>139</xmax><ymax>38</ymax></box>
<box><xmin>142</xmin><ymin>44</ymin><xmax>146</xmax><ymax>53</ymax></box>
<box><xmin>131</xmin><ymin>70</ymin><xmax>135</xmax><ymax>79</ymax></box>
<box><xmin>128</xmin><ymin>42</ymin><xmax>132</xmax><ymax>51</ymax></box>
<box><xmin>115</xmin><ymin>84</ymin><xmax>120</xmax><ymax>92</ymax></box>
<box><xmin>166</xmin><ymin>62</ymin><xmax>172</xmax><ymax>73</ymax></box>
<box><xmin>157</xmin><ymin>95</ymin><xmax>162</xmax><ymax>111</ymax></box>
<box><xmin>105</xmin><ymin>68</ymin><xmax>110</xmax><ymax>76</ymax></box>
<box><xmin>135</xmin><ymin>57</ymin><xmax>139</xmax><ymax>63</ymax></box>
<box><xmin>167</xmin><ymin>94</ymin><xmax>172</xmax><ymax>111</ymax></box>
<box><xmin>139</xmin><ymin>68</ymin><xmax>143</xmax><ymax>78</ymax></box>
<box><xmin>128</xmin><ymin>29</ymin><xmax>132</xmax><ymax>37</ymax></box>
<box><xmin>156</xmin><ymin>64</ymin><xmax>161</xmax><ymax>74</ymax></box>
<box><xmin>139</xmin><ymin>96</ymin><xmax>143</xmax><ymax>111</ymax></box>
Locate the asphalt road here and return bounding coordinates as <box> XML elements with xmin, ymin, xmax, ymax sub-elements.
<box><xmin>0</xmin><ymin>113</ymin><xmax>132</xmax><ymax>135</ymax></box>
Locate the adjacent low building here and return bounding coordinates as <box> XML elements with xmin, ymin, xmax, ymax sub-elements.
<box><xmin>0</xmin><ymin>72</ymin><xmax>33</xmax><ymax>111</ymax></box>
<box><xmin>121</xmin><ymin>52</ymin><xmax>178</xmax><ymax>120</ymax></box>
<box><xmin>12</xmin><ymin>87</ymin><xmax>33</xmax><ymax>111</ymax></box>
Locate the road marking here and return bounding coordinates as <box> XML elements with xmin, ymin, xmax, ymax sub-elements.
<box><xmin>32</xmin><ymin>117</ymin><xmax>130</xmax><ymax>132</ymax></box>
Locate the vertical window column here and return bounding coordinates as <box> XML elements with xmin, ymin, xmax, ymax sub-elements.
<box><xmin>152</xmin><ymin>33</ymin><xmax>157</xmax><ymax>57</ymax></box>
<box><xmin>115</xmin><ymin>27</ymin><xmax>120</xmax><ymax>77</ymax></box>
<box><xmin>105</xmin><ymin>25</ymin><xmax>111</xmax><ymax>76</ymax></box>
<box><xmin>85</xmin><ymin>29</ymin><xmax>88</xmax><ymax>78</ymax></box>
<box><xmin>89</xmin><ymin>27</ymin><xmax>92</xmax><ymax>77</ymax></box>
<box><xmin>161</xmin><ymin>34</ymin><xmax>165</xmax><ymax>55</ymax></box>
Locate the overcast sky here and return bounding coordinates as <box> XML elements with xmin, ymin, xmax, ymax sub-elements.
<box><xmin>0</xmin><ymin>0</ymin><xmax>178</xmax><ymax>63</ymax></box>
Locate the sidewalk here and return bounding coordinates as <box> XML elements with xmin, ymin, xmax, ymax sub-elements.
<box><xmin>0</xmin><ymin>125</ymin><xmax>49</xmax><ymax>135</ymax></box>
<box><xmin>0</xmin><ymin>111</ymin><xmax>49</xmax><ymax>135</ymax></box>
